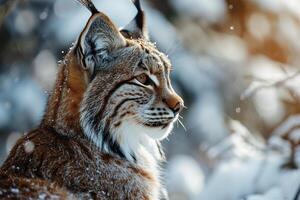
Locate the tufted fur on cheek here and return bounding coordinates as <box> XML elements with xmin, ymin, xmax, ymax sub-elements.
<box><xmin>80</xmin><ymin>81</ymin><xmax>169</xmax><ymax>164</ymax></box>
<box><xmin>78</xmin><ymin>13</ymin><xmax>126</xmax><ymax>76</ymax></box>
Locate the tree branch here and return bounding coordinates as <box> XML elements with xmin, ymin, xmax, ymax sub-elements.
<box><xmin>241</xmin><ymin>70</ymin><xmax>300</xmax><ymax>100</ymax></box>
<box><xmin>293</xmin><ymin>182</ymin><xmax>300</xmax><ymax>200</ymax></box>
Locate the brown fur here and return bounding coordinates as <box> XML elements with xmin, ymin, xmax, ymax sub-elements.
<box><xmin>0</xmin><ymin>173</ymin><xmax>74</xmax><ymax>199</ymax></box>
<box><xmin>42</xmin><ymin>53</ymin><xmax>86</xmax><ymax>137</ymax></box>
<box><xmin>1</xmin><ymin>127</ymin><xmax>157</xmax><ymax>199</ymax></box>
<box><xmin>0</xmin><ymin>47</ymin><xmax>164</xmax><ymax>199</ymax></box>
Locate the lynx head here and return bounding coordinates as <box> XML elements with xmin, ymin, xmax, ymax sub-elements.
<box><xmin>76</xmin><ymin>0</ymin><xmax>184</xmax><ymax>161</ymax></box>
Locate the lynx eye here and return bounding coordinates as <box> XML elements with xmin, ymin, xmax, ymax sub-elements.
<box><xmin>135</xmin><ymin>74</ymin><xmax>154</xmax><ymax>86</ymax></box>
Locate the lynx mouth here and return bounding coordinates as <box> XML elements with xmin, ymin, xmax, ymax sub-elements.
<box><xmin>144</xmin><ymin>121</ymin><xmax>168</xmax><ymax>128</ymax></box>
<box><xmin>143</xmin><ymin>118</ymin><xmax>175</xmax><ymax>129</ymax></box>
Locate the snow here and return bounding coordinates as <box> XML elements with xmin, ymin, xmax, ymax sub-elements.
<box><xmin>246</xmin><ymin>188</ymin><xmax>284</xmax><ymax>200</ymax></box>
<box><xmin>14</xmin><ymin>9</ymin><xmax>37</xmax><ymax>35</ymax></box>
<box><xmin>23</xmin><ymin>140</ymin><xmax>35</xmax><ymax>154</ymax></box>
<box><xmin>0</xmin><ymin>72</ymin><xmax>45</xmax><ymax>126</ymax></box>
<box><xmin>171</xmin><ymin>0</ymin><xmax>226</xmax><ymax>23</ymax></box>
<box><xmin>199</xmin><ymin>150</ymin><xmax>298</xmax><ymax>200</ymax></box>
<box><xmin>207</xmin><ymin>120</ymin><xmax>264</xmax><ymax>160</ymax></box>
<box><xmin>188</xmin><ymin>93</ymin><xmax>228</xmax><ymax>145</ymax></box>
<box><xmin>290</xmin><ymin>130</ymin><xmax>300</xmax><ymax>141</ymax></box>
<box><xmin>39</xmin><ymin>9</ymin><xmax>49</xmax><ymax>21</ymax></box>
<box><xmin>33</xmin><ymin>49</ymin><xmax>57</xmax><ymax>90</ymax></box>
<box><xmin>249</xmin><ymin>56</ymin><xmax>289</xmax><ymax>82</ymax></box>
<box><xmin>253</xmin><ymin>87</ymin><xmax>285</xmax><ymax>126</ymax></box>
<box><xmin>250</xmin><ymin>0</ymin><xmax>300</xmax><ymax>20</ymax></box>
<box><xmin>246</xmin><ymin>13</ymin><xmax>271</xmax><ymax>41</ymax></box>
<box><xmin>197</xmin><ymin>121</ymin><xmax>300</xmax><ymax>200</ymax></box>
<box><xmin>207</xmin><ymin>33</ymin><xmax>248</xmax><ymax>63</ymax></box>
<box><xmin>166</xmin><ymin>155</ymin><xmax>205</xmax><ymax>200</ymax></box>
<box><xmin>273</xmin><ymin>114</ymin><xmax>300</xmax><ymax>137</ymax></box>
<box><xmin>38</xmin><ymin>193</ymin><xmax>47</xmax><ymax>200</ymax></box>
<box><xmin>277</xmin><ymin>15</ymin><xmax>300</xmax><ymax>51</ymax></box>
<box><xmin>10</xmin><ymin>187</ymin><xmax>19</xmax><ymax>194</ymax></box>
<box><xmin>199</xmin><ymin>158</ymin><xmax>263</xmax><ymax>200</ymax></box>
<box><xmin>240</xmin><ymin>56</ymin><xmax>300</xmax><ymax>125</ymax></box>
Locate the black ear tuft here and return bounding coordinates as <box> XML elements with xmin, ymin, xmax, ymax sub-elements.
<box><xmin>76</xmin><ymin>0</ymin><xmax>99</xmax><ymax>15</ymax></box>
<box><xmin>120</xmin><ymin>0</ymin><xmax>149</xmax><ymax>40</ymax></box>
<box><xmin>132</xmin><ymin>0</ymin><xmax>142</xmax><ymax>11</ymax></box>
<box><xmin>132</xmin><ymin>0</ymin><xmax>143</xmax><ymax>30</ymax></box>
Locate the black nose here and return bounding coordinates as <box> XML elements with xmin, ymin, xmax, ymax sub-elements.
<box><xmin>162</xmin><ymin>93</ymin><xmax>184</xmax><ymax>115</ymax></box>
<box><xmin>170</xmin><ymin>102</ymin><xmax>183</xmax><ymax>115</ymax></box>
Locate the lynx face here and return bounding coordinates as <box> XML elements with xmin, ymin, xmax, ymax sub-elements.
<box><xmin>77</xmin><ymin>3</ymin><xmax>183</xmax><ymax>160</ymax></box>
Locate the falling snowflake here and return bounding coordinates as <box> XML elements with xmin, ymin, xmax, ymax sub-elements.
<box><xmin>24</xmin><ymin>140</ymin><xmax>35</xmax><ymax>154</ymax></box>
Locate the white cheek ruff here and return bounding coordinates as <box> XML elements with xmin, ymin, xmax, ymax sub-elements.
<box><xmin>122</xmin><ymin>118</ymin><xmax>174</xmax><ymax>141</ymax></box>
<box><xmin>112</xmin><ymin>118</ymin><xmax>173</xmax><ymax>161</ymax></box>
<box><xmin>142</xmin><ymin>122</ymin><xmax>173</xmax><ymax>140</ymax></box>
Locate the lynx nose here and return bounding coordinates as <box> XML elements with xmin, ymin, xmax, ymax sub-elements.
<box><xmin>163</xmin><ymin>93</ymin><xmax>184</xmax><ymax>115</ymax></box>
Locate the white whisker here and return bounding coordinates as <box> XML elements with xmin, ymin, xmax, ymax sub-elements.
<box><xmin>177</xmin><ymin>118</ymin><xmax>187</xmax><ymax>132</ymax></box>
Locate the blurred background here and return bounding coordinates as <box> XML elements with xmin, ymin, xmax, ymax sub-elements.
<box><xmin>0</xmin><ymin>0</ymin><xmax>300</xmax><ymax>199</ymax></box>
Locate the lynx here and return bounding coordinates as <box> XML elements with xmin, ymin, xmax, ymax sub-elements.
<box><xmin>0</xmin><ymin>0</ymin><xmax>184</xmax><ymax>199</ymax></box>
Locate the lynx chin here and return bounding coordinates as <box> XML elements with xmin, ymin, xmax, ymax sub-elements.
<box><xmin>0</xmin><ymin>0</ymin><xmax>184</xmax><ymax>199</ymax></box>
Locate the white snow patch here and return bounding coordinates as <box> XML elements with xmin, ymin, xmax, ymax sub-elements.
<box><xmin>198</xmin><ymin>120</ymin><xmax>300</xmax><ymax>200</ymax></box>
<box><xmin>167</xmin><ymin>155</ymin><xmax>205</xmax><ymax>200</ymax></box>
<box><xmin>24</xmin><ymin>140</ymin><xmax>35</xmax><ymax>154</ymax></box>
<box><xmin>171</xmin><ymin>0</ymin><xmax>226</xmax><ymax>23</ymax></box>
<box><xmin>246</xmin><ymin>187</ymin><xmax>284</xmax><ymax>200</ymax></box>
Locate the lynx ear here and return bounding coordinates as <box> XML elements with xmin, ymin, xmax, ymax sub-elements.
<box><xmin>120</xmin><ymin>0</ymin><xmax>149</xmax><ymax>40</ymax></box>
<box><xmin>79</xmin><ymin>13</ymin><xmax>126</xmax><ymax>75</ymax></box>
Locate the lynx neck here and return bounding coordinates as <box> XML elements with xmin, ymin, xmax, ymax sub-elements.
<box><xmin>41</xmin><ymin>50</ymin><xmax>87</xmax><ymax>137</ymax></box>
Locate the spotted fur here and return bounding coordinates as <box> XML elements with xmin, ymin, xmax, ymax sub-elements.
<box><xmin>0</xmin><ymin>0</ymin><xmax>183</xmax><ymax>199</ymax></box>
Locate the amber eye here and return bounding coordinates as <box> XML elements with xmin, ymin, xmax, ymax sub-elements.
<box><xmin>136</xmin><ymin>74</ymin><xmax>154</xmax><ymax>86</ymax></box>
